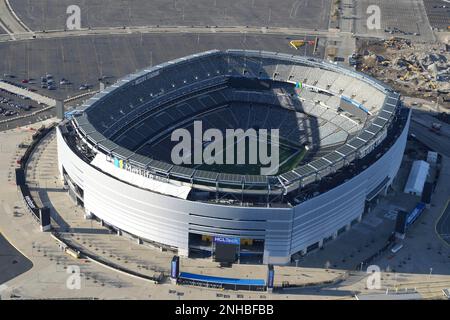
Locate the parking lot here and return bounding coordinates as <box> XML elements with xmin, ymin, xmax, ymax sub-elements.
<box><xmin>0</xmin><ymin>32</ymin><xmax>324</xmax><ymax>100</ymax></box>
<box><xmin>0</xmin><ymin>233</ymin><xmax>33</xmax><ymax>285</ymax></box>
<box><xmin>354</xmin><ymin>0</ymin><xmax>435</xmax><ymax>41</ymax></box>
<box><xmin>0</xmin><ymin>83</ymin><xmax>47</xmax><ymax>115</ymax></box>
<box><xmin>10</xmin><ymin>0</ymin><xmax>331</xmax><ymax>31</ymax></box>
<box><xmin>0</xmin><ymin>80</ymin><xmax>55</xmax><ymax>131</ymax></box>
<box><xmin>423</xmin><ymin>0</ymin><xmax>450</xmax><ymax>30</ymax></box>
<box><xmin>0</xmin><ymin>84</ymin><xmax>55</xmax><ymax>131</ymax></box>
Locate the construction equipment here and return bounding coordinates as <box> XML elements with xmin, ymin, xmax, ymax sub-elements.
<box><xmin>65</xmin><ymin>247</ymin><xmax>81</xmax><ymax>259</ymax></box>
<box><xmin>289</xmin><ymin>40</ymin><xmax>305</xmax><ymax>50</ymax></box>
<box><xmin>407</xmin><ymin>62</ymin><xmax>421</xmax><ymax>73</ymax></box>
<box><xmin>400</xmin><ymin>71</ymin><xmax>411</xmax><ymax>81</ymax></box>
<box><xmin>429</xmin><ymin>80</ymin><xmax>437</xmax><ymax>90</ymax></box>
<box><xmin>384</xmin><ymin>37</ymin><xmax>400</xmax><ymax>48</ymax></box>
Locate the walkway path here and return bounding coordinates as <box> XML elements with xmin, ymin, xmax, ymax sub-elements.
<box><xmin>0</xmin><ymin>0</ymin><xmax>33</xmax><ymax>40</ymax></box>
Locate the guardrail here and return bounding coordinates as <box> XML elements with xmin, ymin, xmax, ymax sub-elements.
<box><xmin>0</xmin><ymin>104</ymin><xmax>54</xmax><ymax>125</ymax></box>
<box><xmin>275</xmin><ymin>271</ymin><xmax>350</xmax><ymax>291</ymax></box>
<box><xmin>64</xmin><ymin>90</ymin><xmax>98</xmax><ymax>104</ymax></box>
<box><xmin>16</xmin><ymin>124</ymin><xmax>56</xmax><ymax>225</ymax></box>
<box><xmin>51</xmin><ymin>231</ymin><xmax>164</xmax><ymax>284</ymax></box>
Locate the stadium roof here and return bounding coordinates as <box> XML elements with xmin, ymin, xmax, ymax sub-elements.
<box><xmin>72</xmin><ymin>50</ymin><xmax>400</xmax><ymax>191</ymax></box>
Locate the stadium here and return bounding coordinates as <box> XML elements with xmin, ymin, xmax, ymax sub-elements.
<box><xmin>57</xmin><ymin>49</ymin><xmax>410</xmax><ymax>265</ymax></box>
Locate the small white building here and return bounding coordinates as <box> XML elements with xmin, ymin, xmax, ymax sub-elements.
<box><xmin>404</xmin><ymin>160</ymin><xmax>430</xmax><ymax>196</ymax></box>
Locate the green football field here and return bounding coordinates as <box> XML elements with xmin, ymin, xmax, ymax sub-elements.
<box><xmin>195</xmin><ymin>135</ymin><xmax>307</xmax><ymax>176</ymax></box>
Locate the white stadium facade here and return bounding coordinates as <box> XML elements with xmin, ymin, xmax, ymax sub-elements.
<box><xmin>57</xmin><ymin>50</ymin><xmax>410</xmax><ymax>265</ymax></box>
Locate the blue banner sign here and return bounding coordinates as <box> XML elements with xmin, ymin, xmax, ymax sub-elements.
<box><xmin>267</xmin><ymin>265</ymin><xmax>274</xmax><ymax>288</ymax></box>
<box><xmin>213</xmin><ymin>236</ymin><xmax>240</xmax><ymax>245</ymax></box>
<box><xmin>406</xmin><ymin>202</ymin><xmax>426</xmax><ymax>227</ymax></box>
<box><xmin>171</xmin><ymin>256</ymin><xmax>179</xmax><ymax>279</ymax></box>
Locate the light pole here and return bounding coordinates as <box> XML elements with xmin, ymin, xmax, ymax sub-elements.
<box><xmin>394</xmin><ymin>272</ymin><xmax>397</xmax><ymax>291</ymax></box>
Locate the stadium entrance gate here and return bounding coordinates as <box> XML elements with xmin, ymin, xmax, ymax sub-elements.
<box><xmin>188</xmin><ymin>233</ymin><xmax>264</xmax><ymax>264</ymax></box>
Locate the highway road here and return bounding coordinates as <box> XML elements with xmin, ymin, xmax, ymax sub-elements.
<box><xmin>409</xmin><ymin>118</ymin><xmax>450</xmax><ymax>158</ymax></box>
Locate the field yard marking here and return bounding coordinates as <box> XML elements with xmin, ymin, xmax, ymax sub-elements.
<box><xmin>195</xmin><ymin>130</ymin><xmax>260</xmax><ymax>168</ymax></box>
